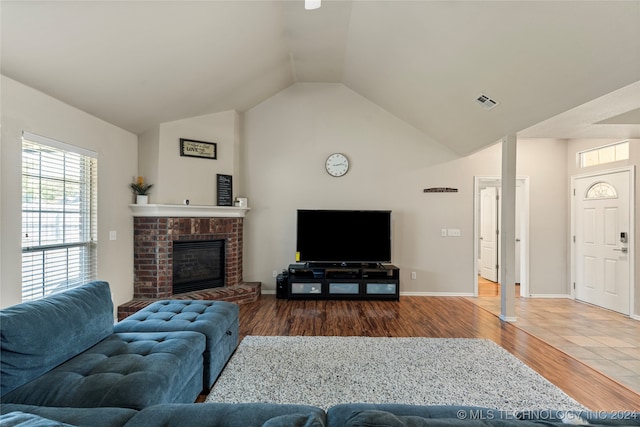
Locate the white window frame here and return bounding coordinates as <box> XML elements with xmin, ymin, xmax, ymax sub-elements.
<box><xmin>21</xmin><ymin>132</ymin><xmax>98</xmax><ymax>301</ymax></box>
<box><xmin>578</xmin><ymin>140</ymin><xmax>629</xmax><ymax>168</ymax></box>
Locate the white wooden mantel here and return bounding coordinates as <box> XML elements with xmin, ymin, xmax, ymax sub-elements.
<box><xmin>129</xmin><ymin>204</ymin><xmax>250</xmax><ymax>218</ymax></box>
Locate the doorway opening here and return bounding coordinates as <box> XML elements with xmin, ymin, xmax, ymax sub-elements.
<box><xmin>473</xmin><ymin>177</ymin><xmax>530</xmax><ymax>297</ymax></box>
<box><xmin>478</xmin><ymin>276</ymin><xmax>522</xmax><ymax>297</ymax></box>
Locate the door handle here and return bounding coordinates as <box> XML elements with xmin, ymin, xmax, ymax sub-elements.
<box><xmin>613</xmin><ymin>247</ymin><xmax>628</xmax><ymax>253</ymax></box>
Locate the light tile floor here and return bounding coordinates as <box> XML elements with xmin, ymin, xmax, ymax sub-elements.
<box><xmin>469</xmin><ymin>287</ymin><xmax>640</xmax><ymax>393</ymax></box>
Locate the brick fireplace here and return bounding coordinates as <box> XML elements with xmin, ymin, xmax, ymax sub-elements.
<box><xmin>133</xmin><ymin>216</ymin><xmax>243</xmax><ymax>298</ymax></box>
<box><xmin>118</xmin><ymin>205</ymin><xmax>260</xmax><ymax>320</ymax></box>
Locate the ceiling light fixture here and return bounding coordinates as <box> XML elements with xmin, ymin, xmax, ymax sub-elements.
<box><xmin>305</xmin><ymin>0</ymin><xmax>321</xmax><ymax>10</ymax></box>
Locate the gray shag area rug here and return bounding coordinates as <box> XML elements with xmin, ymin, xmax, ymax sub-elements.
<box><xmin>206</xmin><ymin>336</ymin><xmax>587</xmax><ymax>411</ymax></box>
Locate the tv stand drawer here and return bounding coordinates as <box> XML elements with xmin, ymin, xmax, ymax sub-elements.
<box><xmin>328</xmin><ymin>282</ymin><xmax>360</xmax><ymax>294</ymax></box>
<box><xmin>290</xmin><ymin>282</ymin><xmax>323</xmax><ymax>295</ymax></box>
<box><xmin>365</xmin><ymin>282</ymin><xmax>397</xmax><ymax>295</ymax></box>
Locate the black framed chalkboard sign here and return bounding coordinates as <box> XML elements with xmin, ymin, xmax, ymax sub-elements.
<box><xmin>216</xmin><ymin>174</ymin><xmax>233</xmax><ymax>206</ymax></box>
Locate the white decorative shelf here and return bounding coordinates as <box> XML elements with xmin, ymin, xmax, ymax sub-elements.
<box><xmin>129</xmin><ymin>204</ymin><xmax>250</xmax><ymax>218</ymax></box>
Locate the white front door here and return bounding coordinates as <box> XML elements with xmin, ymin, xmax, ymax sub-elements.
<box><xmin>480</xmin><ymin>187</ymin><xmax>498</xmax><ymax>282</ymax></box>
<box><xmin>574</xmin><ymin>170</ymin><xmax>631</xmax><ymax>315</ymax></box>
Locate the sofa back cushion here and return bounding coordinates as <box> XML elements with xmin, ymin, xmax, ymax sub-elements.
<box><xmin>0</xmin><ymin>281</ymin><xmax>114</xmax><ymax>397</ymax></box>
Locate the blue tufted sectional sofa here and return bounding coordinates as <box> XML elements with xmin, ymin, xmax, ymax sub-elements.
<box><xmin>0</xmin><ymin>281</ymin><xmax>210</xmax><ymax>410</ymax></box>
<box><xmin>2</xmin><ymin>402</ymin><xmax>639</xmax><ymax>427</ymax></box>
<box><xmin>2</xmin><ymin>281</ymin><xmax>639</xmax><ymax>427</ymax></box>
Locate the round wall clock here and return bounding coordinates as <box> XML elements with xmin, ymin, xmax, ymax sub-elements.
<box><xmin>325</xmin><ymin>153</ymin><xmax>349</xmax><ymax>177</ymax></box>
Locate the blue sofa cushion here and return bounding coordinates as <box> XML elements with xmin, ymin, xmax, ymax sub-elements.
<box><xmin>328</xmin><ymin>404</ymin><xmax>501</xmax><ymax>425</ymax></box>
<box><xmin>0</xmin><ymin>404</ymin><xmax>137</xmax><ymax>427</ymax></box>
<box><xmin>0</xmin><ymin>411</ymin><xmax>75</xmax><ymax>427</ymax></box>
<box><xmin>114</xmin><ymin>300</ymin><xmax>239</xmax><ymax>388</ymax></box>
<box><xmin>1</xmin><ymin>281</ymin><xmax>114</xmax><ymax>397</ymax></box>
<box><xmin>1</xmin><ymin>331</ymin><xmax>205</xmax><ymax>410</ymax></box>
<box><xmin>342</xmin><ymin>410</ymin><xmax>637</xmax><ymax>426</ymax></box>
<box><xmin>124</xmin><ymin>403</ymin><xmax>327</xmax><ymax>427</ymax></box>
<box><xmin>114</xmin><ymin>300</ymin><xmax>238</xmax><ymax>345</ymax></box>
<box><xmin>333</xmin><ymin>405</ymin><xmax>640</xmax><ymax>427</ymax></box>
<box><xmin>516</xmin><ymin>410</ymin><xmax>640</xmax><ymax>426</ymax></box>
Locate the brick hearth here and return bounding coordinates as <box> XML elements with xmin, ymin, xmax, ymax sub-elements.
<box><xmin>117</xmin><ymin>282</ymin><xmax>260</xmax><ymax>321</ymax></box>
<box><xmin>117</xmin><ymin>213</ymin><xmax>260</xmax><ymax>320</ymax></box>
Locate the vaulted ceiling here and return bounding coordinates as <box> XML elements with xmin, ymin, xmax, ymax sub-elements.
<box><xmin>2</xmin><ymin>1</ymin><xmax>639</xmax><ymax>155</ymax></box>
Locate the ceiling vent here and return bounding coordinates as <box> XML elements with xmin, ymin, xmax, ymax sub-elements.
<box><xmin>475</xmin><ymin>93</ymin><xmax>499</xmax><ymax>111</ymax></box>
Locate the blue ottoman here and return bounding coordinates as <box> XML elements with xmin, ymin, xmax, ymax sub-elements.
<box><xmin>114</xmin><ymin>300</ymin><xmax>239</xmax><ymax>389</ymax></box>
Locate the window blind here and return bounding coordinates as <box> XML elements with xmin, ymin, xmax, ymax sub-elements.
<box><xmin>21</xmin><ymin>132</ymin><xmax>98</xmax><ymax>301</ymax></box>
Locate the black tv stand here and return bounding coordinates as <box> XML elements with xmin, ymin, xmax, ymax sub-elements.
<box><xmin>285</xmin><ymin>263</ymin><xmax>399</xmax><ymax>301</ymax></box>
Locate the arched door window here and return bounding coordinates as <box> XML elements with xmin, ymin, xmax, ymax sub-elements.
<box><xmin>585</xmin><ymin>181</ymin><xmax>617</xmax><ymax>199</ymax></box>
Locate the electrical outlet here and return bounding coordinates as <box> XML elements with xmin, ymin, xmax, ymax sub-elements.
<box><xmin>272</xmin><ymin>270</ymin><xmax>278</xmax><ymax>278</ymax></box>
<box><xmin>411</xmin><ymin>272</ymin><xmax>417</xmax><ymax>280</ymax></box>
<box><xmin>109</xmin><ymin>231</ymin><xmax>117</xmax><ymax>241</ymax></box>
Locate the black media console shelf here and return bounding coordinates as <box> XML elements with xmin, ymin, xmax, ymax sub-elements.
<box><xmin>285</xmin><ymin>263</ymin><xmax>399</xmax><ymax>301</ymax></box>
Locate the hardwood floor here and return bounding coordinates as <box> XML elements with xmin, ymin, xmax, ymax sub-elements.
<box><xmin>235</xmin><ymin>295</ymin><xmax>640</xmax><ymax>411</ymax></box>
<box><xmin>477</xmin><ymin>276</ymin><xmax>519</xmax><ymax>297</ymax></box>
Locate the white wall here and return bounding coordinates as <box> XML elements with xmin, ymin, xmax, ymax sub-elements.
<box><xmin>139</xmin><ymin>111</ymin><xmax>240</xmax><ymax>205</ymax></box>
<box><xmin>0</xmin><ymin>77</ymin><xmax>576</xmax><ymax>310</ymax></box>
<box><xmin>516</xmin><ymin>139</ymin><xmax>569</xmax><ymax>295</ymax></box>
<box><xmin>0</xmin><ymin>76</ymin><xmax>138</xmax><ymax>311</ymax></box>
<box><xmin>241</xmin><ymin>83</ymin><xmax>569</xmax><ymax>295</ymax></box>
<box><xmin>137</xmin><ymin>125</ymin><xmax>160</xmax><ymax>204</ymax></box>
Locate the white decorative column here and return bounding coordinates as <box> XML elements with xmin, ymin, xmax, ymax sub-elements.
<box><xmin>500</xmin><ymin>135</ymin><xmax>517</xmax><ymax>322</ymax></box>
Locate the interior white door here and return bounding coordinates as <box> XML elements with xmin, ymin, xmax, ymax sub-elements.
<box><xmin>480</xmin><ymin>187</ymin><xmax>498</xmax><ymax>282</ymax></box>
<box><xmin>515</xmin><ymin>185</ymin><xmax>522</xmax><ymax>283</ymax></box>
<box><xmin>575</xmin><ymin>170</ymin><xmax>631</xmax><ymax>315</ymax></box>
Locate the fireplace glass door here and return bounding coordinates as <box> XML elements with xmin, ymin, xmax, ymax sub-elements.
<box><xmin>172</xmin><ymin>239</ymin><xmax>225</xmax><ymax>294</ymax></box>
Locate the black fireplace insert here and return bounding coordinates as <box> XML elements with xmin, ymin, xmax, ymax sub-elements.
<box><xmin>172</xmin><ymin>239</ymin><xmax>225</xmax><ymax>294</ymax></box>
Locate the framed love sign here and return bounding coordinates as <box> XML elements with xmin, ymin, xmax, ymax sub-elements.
<box><xmin>180</xmin><ymin>138</ymin><xmax>217</xmax><ymax>160</ymax></box>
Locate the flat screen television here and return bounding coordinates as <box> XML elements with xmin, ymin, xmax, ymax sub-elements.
<box><xmin>296</xmin><ymin>209</ymin><xmax>392</xmax><ymax>264</ymax></box>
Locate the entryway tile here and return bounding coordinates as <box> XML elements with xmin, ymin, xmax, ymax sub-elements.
<box><xmin>562</xmin><ymin>335</ymin><xmax>607</xmax><ymax>347</ymax></box>
<box><xmin>590</xmin><ymin>335</ymin><xmax>637</xmax><ymax>348</ymax></box>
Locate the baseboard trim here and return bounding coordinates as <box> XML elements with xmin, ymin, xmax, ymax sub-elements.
<box><xmin>400</xmin><ymin>292</ymin><xmax>475</xmax><ymax>297</ymax></box>
<box><xmin>264</xmin><ymin>290</ymin><xmax>571</xmax><ymax>299</ymax></box>
<box><xmin>264</xmin><ymin>290</ymin><xmax>483</xmax><ymax>297</ymax></box>
<box><xmin>527</xmin><ymin>294</ymin><xmax>572</xmax><ymax>299</ymax></box>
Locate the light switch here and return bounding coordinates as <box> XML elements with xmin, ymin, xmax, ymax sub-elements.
<box><xmin>447</xmin><ymin>229</ymin><xmax>461</xmax><ymax>237</ymax></box>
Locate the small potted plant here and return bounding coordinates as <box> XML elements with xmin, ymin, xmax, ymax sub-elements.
<box><xmin>130</xmin><ymin>176</ymin><xmax>153</xmax><ymax>204</ymax></box>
